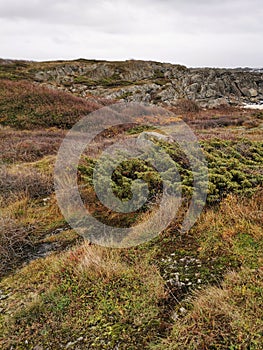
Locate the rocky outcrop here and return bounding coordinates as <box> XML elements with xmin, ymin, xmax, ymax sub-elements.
<box><xmin>30</xmin><ymin>60</ymin><xmax>263</xmax><ymax>107</ymax></box>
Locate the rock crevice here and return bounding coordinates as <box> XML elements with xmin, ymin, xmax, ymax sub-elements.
<box><xmin>32</xmin><ymin>60</ymin><xmax>263</xmax><ymax>107</ymax></box>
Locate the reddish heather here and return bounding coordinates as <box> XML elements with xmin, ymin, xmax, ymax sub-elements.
<box><xmin>0</xmin><ymin>79</ymin><xmax>113</xmax><ymax>129</ymax></box>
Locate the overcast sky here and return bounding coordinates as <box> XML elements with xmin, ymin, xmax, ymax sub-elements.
<box><xmin>0</xmin><ymin>0</ymin><xmax>262</xmax><ymax>67</ymax></box>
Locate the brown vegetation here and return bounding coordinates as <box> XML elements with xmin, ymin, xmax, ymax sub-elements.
<box><xmin>0</xmin><ymin>73</ymin><xmax>262</xmax><ymax>349</ymax></box>
<box><xmin>0</xmin><ymin>79</ymin><xmax>112</xmax><ymax>129</ymax></box>
<box><xmin>0</xmin><ymin>126</ymin><xmax>65</xmax><ymax>163</ymax></box>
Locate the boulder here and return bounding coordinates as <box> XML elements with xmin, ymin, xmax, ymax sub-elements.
<box><xmin>32</xmin><ymin>60</ymin><xmax>263</xmax><ymax>108</ymax></box>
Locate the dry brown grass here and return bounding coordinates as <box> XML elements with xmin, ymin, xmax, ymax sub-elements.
<box><xmin>68</xmin><ymin>243</ymin><xmax>128</xmax><ymax>279</ymax></box>
<box><xmin>0</xmin><ymin>193</ymin><xmax>66</xmax><ymax>276</ymax></box>
<box><xmin>168</xmin><ymin>105</ymin><xmax>262</xmax><ymax>135</ymax></box>
<box><xmin>153</xmin><ymin>268</ymin><xmax>263</xmax><ymax>349</ymax></box>
<box><xmin>150</xmin><ymin>190</ymin><xmax>263</xmax><ymax>349</ymax></box>
<box><xmin>0</xmin><ymin>157</ymin><xmax>55</xmax><ymax>274</ymax></box>
<box><xmin>194</xmin><ymin>190</ymin><xmax>263</xmax><ymax>259</ymax></box>
<box><xmin>0</xmin><ymin>126</ymin><xmax>65</xmax><ymax>163</ymax></box>
<box><xmin>0</xmin><ymin>164</ymin><xmax>53</xmax><ymax>206</ymax></box>
<box><xmin>0</xmin><ymin>240</ymin><xmax>166</xmax><ymax>350</ymax></box>
<box><xmin>0</xmin><ymin>214</ymin><xmax>33</xmax><ymax>274</ymax></box>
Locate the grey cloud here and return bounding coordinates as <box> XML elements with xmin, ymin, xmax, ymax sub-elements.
<box><xmin>0</xmin><ymin>0</ymin><xmax>262</xmax><ymax>67</ymax></box>
<box><xmin>0</xmin><ymin>0</ymin><xmax>262</xmax><ymax>34</ymax></box>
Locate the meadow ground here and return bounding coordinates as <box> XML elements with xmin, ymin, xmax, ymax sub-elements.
<box><xmin>0</xmin><ymin>79</ymin><xmax>262</xmax><ymax>349</ymax></box>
